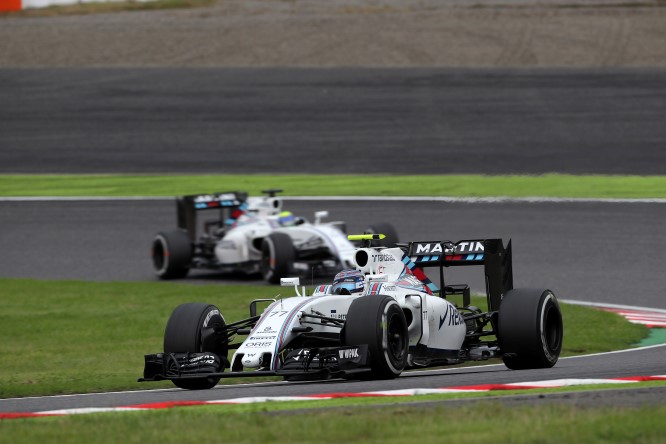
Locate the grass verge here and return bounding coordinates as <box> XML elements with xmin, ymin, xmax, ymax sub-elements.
<box><xmin>1</xmin><ymin>174</ymin><xmax>665</xmax><ymax>198</ymax></box>
<box><xmin>0</xmin><ymin>278</ymin><xmax>648</xmax><ymax>398</ymax></box>
<box><xmin>3</xmin><ymin>396</ymin><xmax>666</xmax><ymax>443</ymax></box>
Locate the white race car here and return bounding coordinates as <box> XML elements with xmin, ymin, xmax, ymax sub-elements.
<box><xmin>141</xmin><ymin>235</ymin><xmax>564</xmax><ymax>389</ymax></box>
<box><xmin>151</xmin><ymin>190</ymin><xmax>398</xmax><ymax>283</ymax></box>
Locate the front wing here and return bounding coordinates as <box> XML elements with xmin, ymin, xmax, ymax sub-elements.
<box><xmin>139</xmin><ymin>345</ymin><xmax>370</xmax><ymax>383</ymax></box>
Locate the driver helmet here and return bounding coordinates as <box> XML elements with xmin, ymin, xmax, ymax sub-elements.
<box><xmin>331</xmin><ymin>270</ymin><xmax>365</xmax><ymax>295</ymax></box>
<box><xmin>278</xmin><ymin>211</ymin><xmax>296</xmax><ymax>226</ymax></box>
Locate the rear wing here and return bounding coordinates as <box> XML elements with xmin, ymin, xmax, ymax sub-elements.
<box><xmin>176</xmin><ymin>191</ymin><xmax>248</xmax><ymax>242</ymax></box>
<box><xmin>402</xmin><ymin>239</ymin><xmax>513</xmax><ymax>312</ymax></box>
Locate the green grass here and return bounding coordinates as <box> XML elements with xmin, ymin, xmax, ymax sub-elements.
<box><xmin>0</xmin><ymin>278</ymin><xmax>649</xmax><ymax>398</ymax></box>
<box><xmin>1</xmin><ymin>174</ymin><xmax>665</xmax><ymax>198</ymax></box>
<box><xmin>3</xmin><ymin>400</ymin><xmax>666</xmax><ymax>443</ymax></box>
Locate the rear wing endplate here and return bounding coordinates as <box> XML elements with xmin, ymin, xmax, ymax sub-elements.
<box><xmin>176</xmin><ymin>191</ymin><xmax>248</xmax><ymax>242</ymax></box>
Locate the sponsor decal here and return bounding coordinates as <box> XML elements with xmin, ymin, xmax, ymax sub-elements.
<box><xmin>187</xmin><ymin>354</ymin><xmax>217</xmax><ymax>365</ymax></box>
<box><xmin>194</xmin><ymin>193</ymin><xmax>238</xmax><ymax>203</ymax></box>
<box><xmin>439</xmin><ymin>305</ymin><xmax>465</xmax><ymax>329</ymax></box>
<box><xmin>329</xmin><ymin>309</ymin><xmax>347</xmax><ymax>319</ymax></box>
<box><xmin>415</xmin><ymin>243</ymin><xmax>443</xmax><ymax>254</ymax></box>
<box><xmin>248</xmin><ymin>335</ymin><xmax>277</xmax><ymax>340</ymax></box>
<box><xmin>291</xmin><ymin>349</ymin><xmax>309</xmax><ymax>361</ymax></box>
<box><xmin>414</xmin><ymin>241</ymin><xmax>484</xmax><ymax>256</ymax></box>
<box><xmin>338</xmin><ymin>348</ymin><xmax>359</xmax><ymax>359</ymax></box>
<box><xmin>244</xmin><ymin>341</ymin><xmax>273</xmax><ymax>348</ymax></box>
<box><xmin>456</xmin><ymin>241</ymin><xmax>484</xmax><ymax>254</ymax></box>
<box><xmin>203</xmin><ymin>310</ymin><xmax>221</xmax><ymax>328</ymax></box>
<box><xmin>371</xmin><ymin>253</ymin><xmax>395</xmax><ymax>262</ymax></box>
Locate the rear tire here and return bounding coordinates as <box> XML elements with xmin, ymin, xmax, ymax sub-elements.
<box><xmin>498</xmin><ymin>288</ymin><xmax>563</xmax><ymax>370</ymax></box>
<box><xmin>260</xmin><ymin>232</ymin><xmax>295</xmax><ymax>284</ymax></box>
<box><xmin>365</xmin><ymin>223</ymin><xmax>399</xmax><ymax>248</ymax></box>
<box><xmin>152</xmin><ymin>230</ymin><xmax>191</xmax><ymax>279</ymax></box>
<box><xmin>164</xmin><ymin>303</ymin><xmax>227</xmax><ymax>390</ymax></box>
<box><xmin>343</xmin><ymin>295</ymin><xmax>408</xmax><ymax>379</ymax></box>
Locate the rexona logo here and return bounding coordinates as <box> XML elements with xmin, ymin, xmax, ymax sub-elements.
<box><xmin>339</xmin><ymin>348</ymin><xmax>360</xmax><ymax>359</ymax></box>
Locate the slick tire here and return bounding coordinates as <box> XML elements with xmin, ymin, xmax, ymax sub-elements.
<box><xmin>343</xmin><ymin>295</ymin><xmax>408</xmax><ymax>379</ymax></box>
<box><xmin>498</xmin><ymin>288</ymin><xmax>563</xmax><ymax>370</ymax></box>
<box><xmin>152</xmin><ymin>230</ymin><xmax>192</xmax><ymax>279</ymax></box>
<box><xmin>365</xmin><ymin>223</ymin><xmax>399</xmax><ymax>248</ymax></box>
<box><xmin>164</xmin><ymin>303</ymin><xmax>227</xmax><ymax>390</ymax></box>
<box><xmin>260</xmin><ymin>232</ymin><xmax>295</xmax><ymax>284</ymax></box>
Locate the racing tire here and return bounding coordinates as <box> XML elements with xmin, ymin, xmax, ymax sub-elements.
<box><xmin>365</xmin><ymin>223</ymin><xmax>399</xmax><ymax>248</ymax></box>
<box><xmin>343</xmin><ymin>295</ymin><xmax>408</xmax><ymax>379</ymax></box>
<box><xmin>163</xmin><ymin>303</ymin><xmax>227</xmax><ymax>390</ymax></box>
<box><xmin>497</xmin><ymin>288</ymin><xmax>563</xmax><ymax>370</ymax></box>
<box><xmin>152</xmin><ymin>230</ymin><xmax>192</xmax><ymax>279</ymax></box>
<box><xmin>260</xmin><ymin>232</ymin><xmax>295</xmax><ymax>284</ymax></box>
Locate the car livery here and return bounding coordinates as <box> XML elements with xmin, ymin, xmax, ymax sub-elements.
<box><xmin>151</xmin><ymin>189</ymin><xmax>398</xmax><ymax>284</ymax></box>
<box><xmin>141</xmin><ymin>235</ymin><xmax>564</xmax><ymax>389</ymax></box>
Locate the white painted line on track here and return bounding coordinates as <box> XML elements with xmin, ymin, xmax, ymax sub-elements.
<box><xmin>562</xmin><ymin>299</ymin><xmax>666</xmax><ymax>314</ymax></box>
<box><xmin>4</xmin><ymin>376</ymin><xmax>666</xmax><ymax>419</ymax></box>
<box><xmin>1</xmin><ymin>196</ymin><xmax>665</xmax><ymax>204</ymax></box>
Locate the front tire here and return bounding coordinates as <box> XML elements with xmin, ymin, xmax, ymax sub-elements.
<box><xmin>163</xmin><ymin>303</ymin><xmax>227</xmax><ymax>390</ymax></box>
<box><xmin>260</xmin><ymin>232</ymin><xmax>295</xmax><ymax>284</ymax></box>
<box><xmin>498</xmin><ymin>288</ymin><xmax>563</xmax><ymax>370</ymax></box>
<box><xmin>152</xmin><ymin>230</ymin><xmax>192</xmax><ymax>279</ymax></box>
<box><xmin>343</xmin><ymin>295</ymin><xmax>408</xmax><ymax>379</ymax></box>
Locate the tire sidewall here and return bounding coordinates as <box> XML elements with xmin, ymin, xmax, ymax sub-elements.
<box><xmin>378</xmin><ymin>299</ymin><xmax>409</xmax><ymax>376</ymax></box>
<box><xmin>163</xmin><ymin>303</ymin><xmax>226</xmax><ymax>390</ymax></box>
<box><xmin>498</xmin><ymin>288</ymin><xmax>563</xmax><ymax>369</ymax></box>
<box><xmin>260</xmin><ymin>232</ymin><xmax>294</xmax><ymax>284</ymax></box>
<box><xmin>344</xmin><ymin>295</ymin><xmax>408</xmax><ymax>378</ymax></box>
<box><xmin>152</xmin><ymin>230</ymin><xmax>191</xmax><ymax>279</ymax></box>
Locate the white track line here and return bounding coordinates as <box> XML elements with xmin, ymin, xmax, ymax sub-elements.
<box><xmin>5</xmin><ymin>375</ymin><xmax>666</xmax><ymax>419</ymax></box>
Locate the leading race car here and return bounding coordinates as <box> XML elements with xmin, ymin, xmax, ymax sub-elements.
<box><xmin>151</xmin><ymin>189</ymin><xmax>398</xmax><ymax>284</ymax></box>
<box><xmin>140</xmin><ymin>234</ymin><xmax>564</xmax><ymax>389</ymax></box>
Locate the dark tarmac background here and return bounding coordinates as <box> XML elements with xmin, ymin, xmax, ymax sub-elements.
<box><xmin>1</xmin><ymin>69</ymin><xmax>665</xmax><ymax>175</ymax></box>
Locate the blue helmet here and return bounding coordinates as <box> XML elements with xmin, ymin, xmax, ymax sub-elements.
<box><xmin>331</xmin><ymin>270</ymin><xmax>365</xmax><ymax>295</ymax></box>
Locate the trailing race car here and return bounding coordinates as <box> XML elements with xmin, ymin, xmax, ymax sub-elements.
<box><xmin>140</xmin><ymin>235</ymin><xmax>564</xmax><ymax>389</ymax></box>
<box><xmin>151</xmin><ymin>189</ymin><xmax>398</xmax><ymax>284</ymax></box>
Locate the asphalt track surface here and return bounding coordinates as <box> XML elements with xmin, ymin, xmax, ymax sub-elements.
<box><xmin>1</xmin><ymin>199</ymin><xmax>665</xmax><ymax>310</ymax></box>
<box><xmin>1</xmin><ymin>68</ymin><xmax>665</xmax><ymax>413</ymax></box>
<box><xmin>1</xmin><ymin>68</ymin><xmax>665</xmax><ymax>174</ymax></box>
